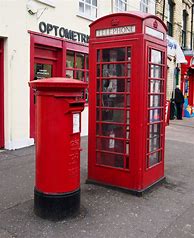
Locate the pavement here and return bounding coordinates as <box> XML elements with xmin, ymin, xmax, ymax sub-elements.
<box><xmin>0</xmin><ymin>117</ymin><xmax>194</xmax><ymax>238</ymax></box>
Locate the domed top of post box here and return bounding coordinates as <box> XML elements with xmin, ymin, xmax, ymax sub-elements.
<box><xmin>29</xmin><ymin>77</ymin><xmax>87</xmax><ymax>91</ymax></box>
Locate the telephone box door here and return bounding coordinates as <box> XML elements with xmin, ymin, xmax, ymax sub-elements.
<box><xmin>89</xmin><ymin>40</ymin><xmax>140</xmax><ymax>188</ymax></box>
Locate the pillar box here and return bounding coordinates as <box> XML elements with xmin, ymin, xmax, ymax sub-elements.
<box><xmin>29</xmin><ymin>77</ymin><xmax>87</xmax><ymax>220</ymax></box>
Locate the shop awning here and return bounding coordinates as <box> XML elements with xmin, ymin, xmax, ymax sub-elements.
<box><xmin>167</xmin><ymin>35</ymin><xmax>187</xmax><ymax>64</ymax></box>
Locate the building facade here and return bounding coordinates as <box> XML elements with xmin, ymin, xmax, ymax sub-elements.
<box><xmin>156</xmin><ymin>0</ymin><xmax>194</xmax><ymax>100</ymax></box>
<box><xmin>0</xmin><ymin>0</ymin><xmax>156</xmax><ymax>149</ymax></box>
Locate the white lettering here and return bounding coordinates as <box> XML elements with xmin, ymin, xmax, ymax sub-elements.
<box><xmin>96</xmin><ymin>25</ymin><xmax>136</xmax><ymax>37</ymax></box>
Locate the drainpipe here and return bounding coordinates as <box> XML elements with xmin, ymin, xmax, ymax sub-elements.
<box><xmin>190</xmin><ymin>4</ymin><xmax>193</xmax><ymax>50</ymax></box>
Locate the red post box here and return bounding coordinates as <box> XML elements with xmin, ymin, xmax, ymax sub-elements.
<box><xmin>87</xmin><ymin>12</ymin><xmax>167</xmax><ymax>195</ymax></box>
<box><xmin>29</xmin><ymin>77</ymin><xmax>87</xmax><ymax>220</ymax></box>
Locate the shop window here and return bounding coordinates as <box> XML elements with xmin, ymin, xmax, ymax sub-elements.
<box><xmin>167</xmin><ymin>0</ymin><xmax>174</xmax><ymax>37</ymax></box>
<box><xmin>66</xmin><ymin>50</ymin><xmax>89</xmax><ymax>101</ymax></box>
<box><xmin>78</xmin><ymin>0</ymin><xmax>97</xmax><ymax>20</ymax></box>
<box><xmin>140</xmin><ymin>0</ymin><xmax>148</xmax><ymax>13</ymax></box>
<box><xmin>182</xmin><ymin>10</ymin><xmax>188</xmax><ymax>49</ymax></box>
<box><xmin>113</xmin><ymin>0</ymin><xmax>127</xmax><ymax>12</ymax></box>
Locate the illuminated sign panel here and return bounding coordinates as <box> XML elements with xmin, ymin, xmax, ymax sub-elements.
<box><xmin>96</xmin><ymin>25</ymin><xmax>136</xmax><ymax>37</ymax></box>
<box><xmin>145</xmin><ymin>26</ymin><xmax>164</xmax><ymax>40</ymax></box>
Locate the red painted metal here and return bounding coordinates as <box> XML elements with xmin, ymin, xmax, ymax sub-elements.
<box><xmin>88</xmin><ymin>12</ymin><xmax>167</xmax><ymax>192</ymax></box>
<box><xmin>29</xmin><ymin>77</ymin><xmax>87</xmax><ymax>193</ymax></box>
<box><xmin>0</xmin><ymin>39</ymin><xmax>4</xmax><ymax>148</ymax></box>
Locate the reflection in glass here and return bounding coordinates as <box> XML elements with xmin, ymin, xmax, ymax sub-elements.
<box><xmin>100</xmin><ymin>109</ymin><xmax>124</xmax><ymax>122</ymax></box>
<box><xmin>66</xmin><ymin>70</ymin><xmax>73</xmax><ymax>78</ymax></box>
<box><xmin>76</xmin><ymin>53</ymin><xmax>85</xmax><ymax>69</ymax></box>
<box><xmin>148</xmin><ymin>124</ymin><xmax>161</xmax><ymax>139</ymax></box>
<box><xmin>75</xmin><ymin>71</ymin><xmax>84</xmax><ymax>80</ymax></box>
<box><xmin>148</xmin><ymin>137</ymin><xmax>160</xmax><ymax>152</ymax></box>
<box><xmin>102</xmin><ymin>48</ymin><xmax>125</xmax><ymax>62</ymax></box>
<box><xmin>97</xmin><ymin>50</ymin><xmax>100</xmax><ymax>62</ymax></box>
<box><xmin>97</xmin><ymin>79</ymin><xmax>100</xmax><ymax>92</ymax></box>
<box><xmin>126</xmin><ymin>80</ymin><xmax>130</xmax><ymax>92</ymax></box>
<box><xmin>96</xmin><ymin>123</ymin><xmax>124</xmax><ymax>137</ymax></box>
<box><xmin>96</xmin><ymin>138</ymin><xmax>124</xmax><ymax>153</ymax></box>
<box><xmin>127</xmin><ymin>64</ymin><xmax>131</xmax><ymax>77</ymax></box>
<box><xmin>150</xmin><ymin>65</ymin><xmax>162</xmax><ymax>78</ymax></box>
<box><xmin>127</xmin><ymin>48</ymin><xmax>131</xmax><ymax>61</ymax></box>
<box><xmin>102</xmin><ymin>79</ymin><xmax>125</xmax><ymax>92</ymax></box>
<box><xmin>149</xmin><ymin>109</ymin><xmax>161</xmax><ymax>122</ymax></box>
<box><xmin>86</xmin><ymin>55</ymin><xmax>89</xmax><ymax>69</ymax></box>
<box><xmin>149</xmin><ymin>151</ymin><xmax>161</xmax><ymax>166</ymax></box>
<box><xmin>102</xmin><ymin>64</ymin><xmax>125</xmax><ymax>77</ymax></box>
<box><xmin>97</xmin><ymin>65</ymin><xmax>100</xmax><ymax>77</ymax></box>
<box><xmin>151</xmin><ymin>49</ymin><xmax>162</xmax><ymax>64</ymax></box>
<box><xmin>66</xmin><ymin>51</ymin><xmax>74</xmax><ymax>68</ymax></box>
<box><xmin>96</xmin><ymin>152</ymin><xmax>124</xmax><ymax>168</ymax></box>
<box><xmin>149</xmin><ymin>95</ymin><xmax>161</xmax><ymax>107</ymax></box>
<box><xmin>149</xmin><ymin>80</ymin><xmax>162</xmax><ymax>93</ymax></box>
<box><xmin>34</xmin><ymin>64</ymin><xmax>52</xmax><ymax>79</ymax></box>
<box><xmin>102</xmin><ymin>94</ymin><xmax>124</xmax><ymax>107</ymax></box>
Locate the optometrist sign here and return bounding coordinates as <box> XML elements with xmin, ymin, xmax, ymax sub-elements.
<box><xmin>96</xmin><ymin>25</ymin><xmax>136</xmax><ymax>37</ymax></box>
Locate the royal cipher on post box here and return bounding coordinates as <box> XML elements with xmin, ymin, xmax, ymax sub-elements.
<box><xmin>29</xmin><ymin>77</ymin><xmax>87</xmax><ymax>220</ymax></box>
<box><xmin>87</xmin><ymin>12</ymin><xmax>167</xmax><ymax>194</ymax></box>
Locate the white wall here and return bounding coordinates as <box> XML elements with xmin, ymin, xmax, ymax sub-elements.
<box><xmin>0</xmin><ymin>0</ymin><xmax>156</xmax><ymax>149</ymax></box>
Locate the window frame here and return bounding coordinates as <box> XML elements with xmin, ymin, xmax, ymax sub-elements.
<box><xmin>113</xmin><ymin>0</ymin><xmax>127</xmax><ymax>13</ymax></box>
<box><xmin>182</xmin><ymin>9</ymin><xmax>188</xmax><ymax>49</ymax></box>
<box><xmin>140</xmin><ymin>0</ymin><xmax>149</xmax><ymax>13</ymax></box>
<box><xmin>78</xmin><ymin>0</ymin><xmax>97</xmax><ymax>21</ymax></box>
<box><xmin>167</xmin><ymin>0</ymin><xmax>174</xmax><ymax>37</ymax></box>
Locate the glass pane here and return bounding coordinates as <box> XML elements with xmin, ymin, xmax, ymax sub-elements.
<box><xmin>102</xmin><ymin>48</ymin><xmax>125</xmax><ymax>62</ymax></box>
<box><xmin>148</xmin><ymin>137</ymin><xmax>160</xmax><ymax>152</ymax></box>
<box><xmin>79</xmin><ymin>2</ymin><xmax>84</xmax><ymax>13</ymax></box>
<box><xmin>66</xmin><ymin>51</ymin><xmax>74</xmax><ymax>68</ymax></box>
<box><xmin>149</xmin><ymin>151</ymin><xmax>161</xmax><ymax>167</ymax></box>
<box><xmin>97</xmin><ymin>50</ymin><xmax>100</xmax><ymax>62</ymax></box>
<box><xmin>86</xmin><ymin>72</ymin><xmax>89</xmax><ymax>82</ymax></box>
<box><xmin>91</xmin><ymin>7</ymin><xmax>97</xmax><ymax>18</ymax></box>
<box><xmin>86</xmin><ymin>55</ymin><xmax>89</xmax><ymax>69</ymax></box>
<box><xmin>149</xmin><ymin>95</ymin><xmax>161</xmax><ymax>107</ymax></box>
<box><xmin>99</xmin><ymin>109</ymin><xmax>124</xmax><ymax>123</ymax></box>
<box><xmin>96</xmin><ymin>123</ymin><xmax>125</xmax><ymax>137</ymax></box>
<box><xmin>75</xmin><ymin>71</ymin><xmax>84</xmax><ymax>80</ymax></box>
<box><xmin>102</xmin><ymin>64</ymin><xmax>125</xmax><ymax>77</ymax></box>
<box><xmin>149</xmin><ymin>109</ymin><xmax>161</xmax><ymax>122</ymax></box>
<box><xmin>76</xmin><ymin>53</ymin><xmax>84</xmax><ymax>69</ymax></box>
<box><xmin>92</xmin><ymin>0</ymin><xmax>97</xmax><ymax>6</ymax></box>
<box><xmin>148</xmin><ymin>123</ymin><xmax>161</xmax><ymax>139</ymax></box>
<box><xmin>86</xmin><ymin>0</ymin><xmax>91</xmax><ymax>3</ymax></box>
<box><xmin>85</xmin><ymin>4</ymin><xmax>91</xmax><ymax>16</ymax></box>
<box><xmin>149</xmin><ymin>80</ymin><xmax>163</xmax><ymax>93</ymax></box>
<box><xmin>102</xmin><ymin>79</ymin><xmax>125</xmax><ymax>92</ymax></box>
<box><xmin>34</xmin><ymin>64</ymin><xmax>52</xmax><ymax>79</ymax></box>
<box><xmin>150</xmin><ymin>49</ymin><xmax>162</xmax><ymax>64</ymax></box>
<box><xmin>150</xmin><ymin>65</ymin><xmax>162</xmax><ymax>78</ymax></box>
<box><xmin>127</xmin><ymin>64</ymin><xmax>131</xmax><ymax>77</ymax></box>
<box><xmin>96</xmin><ymin>152</ymin><xmax>124</xmax><ymax>168</ymax></box>
<box><xmin>97</xmin><ymin>79</ymin><xmax>100</xmax><ymax>92</ymax></box>
<box><xmin>102</xmin><ymin>94</ymin><xmax>125</xmax><ymax>107</ymax></box>
<box><xmin>126</xmin><ymin>79</ymin><xmax>130</xmax><ymax>92</ymax></box>
<box><xmin>127</xmin><ymin>48</ymin><xmax>131</xmax><ymax>61</ymax></box>
<box><xmin>96</xmin><ymin>138</ymin><xmax>125</xmax><ymax>153</ymax></box>
<box><xmin>66</xmin><ymin>70</ymin><xmax>73</xmax><ymax>78</ymax></box>
<box><xmin>97</xmin><ymin>64</ymin><xmax>100</xmax><ymax>77</ymax></box>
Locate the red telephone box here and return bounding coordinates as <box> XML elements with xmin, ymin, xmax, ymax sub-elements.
<box><xmin>88</xmin><ymin>12</ymin><xmax>167</xmax><ymax>194</ymax></box>
<box><xmin>29</xmin><ymin>77</ymin><xmax>87</xmax><ymax>220</ymax></box>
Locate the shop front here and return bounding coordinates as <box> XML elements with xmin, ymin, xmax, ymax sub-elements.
<box><xmin>181</xmin><ymin>52</ymin><xmax>194</xmax><ymax>117</ymax></box>
<box><xmin>0</xmin><ymin>38</ymin><xmax>4</xmax><ymax>148</ymax></box>
<box><xmin>29</xmin><ymin>31</ymin><xmax>89</xmax><ymax>138</ymax></box>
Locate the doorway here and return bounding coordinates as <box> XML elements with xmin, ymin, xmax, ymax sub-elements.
<box><xmin>30</xmin><ymin>45</ymin><xmax>58</xmax><ymax>138</ymax></box>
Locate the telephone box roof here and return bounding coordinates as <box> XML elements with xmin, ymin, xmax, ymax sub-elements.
<box><xmin>90</xmin><ymin>11</ymin><xmax>167</xmax><ymax>31</ymax></box>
